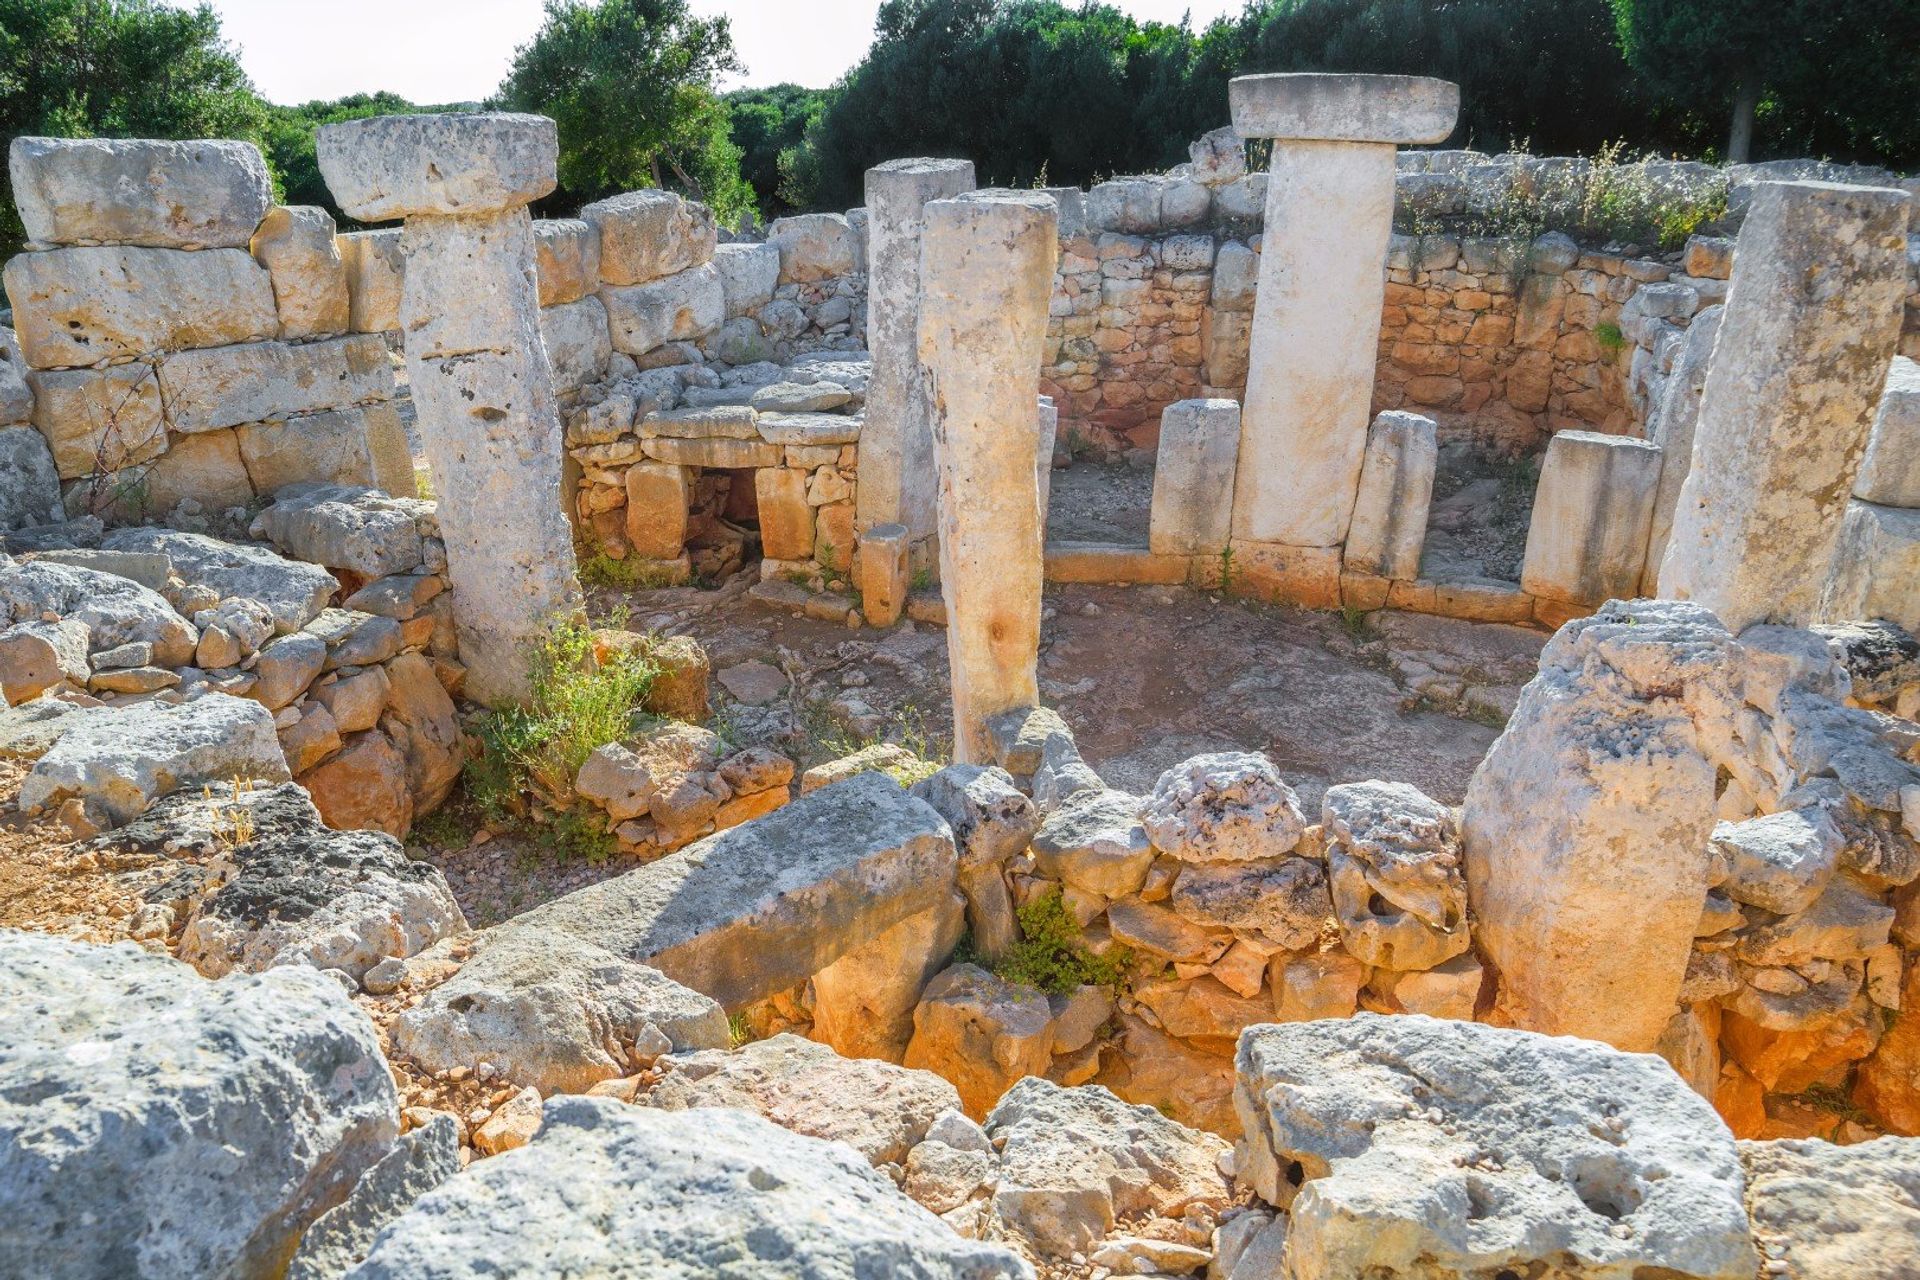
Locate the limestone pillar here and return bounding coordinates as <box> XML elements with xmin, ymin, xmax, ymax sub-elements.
<box><xmin>919</xmin><ymin>190</ymin><xmax>1059</xmax><ymax>762</ymax></box>
<box><xmin>1638</xmin><ymin>306</ymin><xmax>1723</xmax><ymax>594</ymax></box>
<box><xmin>1658</xmin><ymin>180</ymin><xmax>1910</xmax><ymax>632</ymax></box>
<box><xmin>1343</xmin><ymin>410</ymin><xmax>1436</xmax><ymax>580</ymax></box>
<box><xmin>1149</xmin><ymin>398</ymin><xmax>1241</xmax><ymax>557</ymax></box>
<box><xmin>318</xmin><ymin>113</ymin><xmax>582</xmax><ymax>707</ymax></box>
<box><xmin>1226</xmin><ymin>75</ymin><xmax>1457</xmax><ymax>601</ymax></box>
<box><xmin>860</xmin><ymin>158</ymin><xmax>976</xmax><ymax>548</ymax></box>
<box><xmin>1519</xmin><ymin>430</ymin><xmax>1662</xmax><ymax>608</ymax></box>
<box><xmin>1035</xmin><ymin>395</ymin><xmax>1058</xmax><ymax>530</ymax></box>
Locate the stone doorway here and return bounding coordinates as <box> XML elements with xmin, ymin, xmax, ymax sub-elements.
<box><xmin>685</xmin><ymin>466</ymin><xmax>762</xmax><ymax>583</ymax></box>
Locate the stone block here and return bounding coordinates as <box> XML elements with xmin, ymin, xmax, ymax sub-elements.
<box><xmin>5</xmin><ymin>246</ymin><xmax>277</xmax><ymax>369</ymax></box>
<box><xmin>1520</xmin><ymin>429</ymin><xmax>1662</xmax><ymax>606</ymax></box>
<box><xmin>1855</xmin><ymin>355</ymin><xmax>1920</xmax><ymax>507</ymax></box>
<box><xmin>768</xmin><ymin>212</ymin><xmax>859</xmax><ymax>283</ymax></box>
<box><xmin>8</xmin><ymin>135</ymin><xmax>271</xmax><ymax>249</ymax></box>
<box><xmin>363</xmin><ymin>401</ymin><xmax>416</xmax><ymax>498</ymax></box>
<box><xmin>532</xmin><ymin>217</ymin><xmax>600</xmax><ymax>306</ymax></box>
<box><xmin>1043</xmin><ymin>542</ymin><xmax>1190</xmax><ymax>584</ymax></box>
<box><xmin>755</xmin><ymin>466</ymin><xmax>813</xmax><ymax>560</ymax></box>
<box><xmin>711</xmin><ymin>241</ymin><xmax>780</xmax><ymax>314</ymax></box>
<box><xmin>1821</xmin><ymin>499</ymin><xmax>1920</xmax><ymax>632</ymax></box>
<box><xmin>602</xmin><ymin>263</ymin><xmax>724</xmax><ymax>355</ymax></box>
<box><xmin>539</xmin><ymin>295</ymin><xmax>612</xmax><ymax>395</ymax></box>
<box><xmin>1150</xmin><ymin>400</ymin><xmax>1240</xmax><ymax>560</ymax></box>
<box><xmin>236</xmin><ymin>406</ymin><xmax>379</xmax><ymax>495</ymax></box>
<box><xmin>623</xmin><ymin>462</ymin><xmax>689</xmax><ymax>560</ymax></box>
<box><xmin>1189</xmin><ymin>126</ymin><xmax>1246</xmax><ymax>184</ymax></box>
<box><xmin>1343</xmin><ymin>410</ymin><xmax>1435</xmax><ymax>580</ymax></box>
<box><xmin>399</xmin><ymin>208</ymin><xmax>544</xmax><ymax>361</ymax></box>
<box><xmin>858</xmin><ymin>522</ymin><xmax>911</xmax><ymax>627</ymax></box>
<box><xmin>338</xmin><ymin>229</ymin><xmax>404</xmax><ymax>333</ymax></box>
<box><xmin>250</xmin><ymin>205</ymin><xmax>349</xmax><ymax>339</ymax></box>
<box><xmin>505</xmin><ymin>772</ymin><xmax>958</xmax><ymax>1010</ymax></box>
<box><xmin>1661</xmin><ymin>180</ymin><xmax>1912</xmax><ymax>630</ymax></box>
<box><xmin>1228</xmin><ymin>72</ymin><xmax>1460</xmax><ymax>144</ymax></box>
<box><xmin>644</xmin><ymin>434</ymin><xmax>779</xmax><ymax>469</ymax></box>
<box><xmin>0</xmin><ymin>425</ymin><xmax>63</xmax><ymax>530</ymax></box>
<box><xmin>156</xmin><ymin>334</ymin><xmax>390</xmax><ymax>434</ymax></box>
<box><xmin>142</xmin><ymin>427</ymin><xmax>255</xmax><ymax>513</ymax></box>
<box><xmin>317</xmin><ymin>112</ymin><xmax>557</xmax><ymax>221</ymax></box>
<box><xmin>1086</xmin><ymin>178</ymin><xmax>1164</xmax><ymax>234</ymax></box>
<box><xmin>26</xmin><ymin>363</ymin><xmax>166</xmax><ymax>479</ymax></box>
<box><xmin>580</xmin><ymin>189</ymin><xmax>716</xmax><ymax>287</ymax></box>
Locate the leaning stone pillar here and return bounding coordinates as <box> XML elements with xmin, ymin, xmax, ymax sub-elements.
<box><xmin>1226</xmin><ymin>74</ymin><xmax>1457</xmax><ymax>604</ymax></box>
<box><xmin>1658</xmin><ymin>180</ymin><xmax>1910</xmax><ymax>632</ymax></box>
<box><xmin>860</xmin><ymin>158</ymin><xmax>976</xmax><ymax>553</ymax></box>
<box><xmin>919</xmin><ymin>190</ymin><xmax>1059</xmax><ymax>762</ymax></box>
<box><xmin>319</xmin><ymin>113</ymin><xmax>583</xmax><ymax>706</ymax></box>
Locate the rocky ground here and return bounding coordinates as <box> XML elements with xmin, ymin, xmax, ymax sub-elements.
<box><xmin>1419</xmin><ymin>445</ymin><xmax>1538</xmax><ymax>583</ymax></box>
<box><xmin>1045</xmin><ymin>458</ymin><xmax>1155</xmax><ymax>545</ymax></box>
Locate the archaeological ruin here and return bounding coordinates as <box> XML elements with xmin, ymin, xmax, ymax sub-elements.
<box><xmin>3</xmin><ymin>67</ymin><xmax>1920</xmax><ymax>1280</ymax></box>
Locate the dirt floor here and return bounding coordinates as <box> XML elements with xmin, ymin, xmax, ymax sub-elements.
<box><xmin>1045</xmin><ymin>458</ymin><xmax>1155</xmax><ymax>545</ymax></box>
<box><xmin>1421</xmin><ymin>447</ymin><xmax>1538</xmax><ymax>584</ymax></box>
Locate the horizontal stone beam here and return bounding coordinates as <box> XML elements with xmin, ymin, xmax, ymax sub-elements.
<box><xmin>1229</xmin><ymin>73</ymin><xmax>1459</xmax><ymax>145</ymax></box>
<box><xmin>317</xmin><ymin>112</ymin><xmax>557</xmax><ymax>222</ymax></box>
<box><xmin>503</xmin><ymin>772</ymin><xmax>957</xmax><ymax>1010</ymax></box>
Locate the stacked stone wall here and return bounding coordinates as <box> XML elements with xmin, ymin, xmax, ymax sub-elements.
<box><xmin>2</xmin><ymin>138</ymin><xmax>415</xmax><ymax>534</ymax></box>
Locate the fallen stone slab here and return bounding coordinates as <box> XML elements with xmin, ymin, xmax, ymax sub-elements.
<box><xmin>394</xmin><ymin>926</ymin><xmax>726</xmax><ymax>1094</ymax></box>
<box><xmin>102</xmin><ymin>527</ymin><xmax>338</xmax><ymax>634</ymax></box>
<box><xmin>287</xmin><ymin>1115</ymin><xmax>460</xmax><ymax>1280</ymax></box>
<box><xmin>506</xmin><ymin>771</ymin><xmax>956</xmax><ymax>1009</ymax></box>
<box><xmin>347</xmin><ymin>1098</ymin><xmax>1033</xmax><ymax>1279</ymax></box>
<box><xmin>0</xmin><ymin>557</ymin><xmax>196</xmax><ymax>664</ymax></box>
<box><xmin>0</xmin><ymin>930</ymin><xmax>398</xmax><ymax>1280</ymax></box>
<box><xmin>985</xmin><ymin>1077</ymin><xmax>1233</xmax><ymax>1257</ymax></box>
<box><xmin>0</xmin><ymin>695</ymin><xmax>91</xmax><ymax>760</ymax></box>
<box><xmin>1234</xmin><ymin>1014</ymin><xmax>1758</xmax><ymax>1280</ymax></box>
<box><xmin>643</xmin><ymin>1032</ymin><xmax>962</xmax><ymax>1166</ymax></box>
<box><xmin>90</xmin><ymin>781</ymin><xmax>464</xmax><ymax>982</ymax></box>
<box><xmin>1739</xmin><ymin>1136</ymin><xmax>1920</xmax><ymax>1280</ymax></box>
<box><xmin>21</xmin><ymin>693</ymin><xmax>290</xmax><ymax>828</ymax></box>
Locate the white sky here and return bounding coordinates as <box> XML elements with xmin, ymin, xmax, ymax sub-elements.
<box><xmin>209</xmin><ymin>0</ymin><xmax>1243</xmax><ymax>106</ymax></box>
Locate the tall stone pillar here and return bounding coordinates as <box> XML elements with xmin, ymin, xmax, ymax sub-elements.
<box><xmin>1226</xmin><ymin>74</ymin><xmax>1457</xmax><ymax>604</ymax></box>
<box><xmin>1658</xmin><ymin>180</ymin><xmax>1910</xmax><ymax>632</ymax></box>
<box><xmin>319</xmin><ymin>113</ymin><xmax>583</xmax><ymax>707</ymax></box>
<box><xmin>860</xmin><ymin>158</ymin><xmax>976</xmax><ymax>550</ymax></box>
<box><xmin>918</xmin><ymin>190</ymin><xmax>1059</xmax><ymax>762</ymax></box>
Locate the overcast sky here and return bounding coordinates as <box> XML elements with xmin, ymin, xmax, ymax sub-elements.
<box><xmin>209</xmin><ymin>0</ymin><xmax>1245</xmax><ymax>106</ymax></box>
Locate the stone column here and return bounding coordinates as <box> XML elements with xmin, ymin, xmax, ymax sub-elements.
<box><xmin>1519</xmin><ymin>430</ymin><xmax>1662</xmax><ymax>608</ymax></box>
<box><xmin>1343</xmin><ymin>409</ymin><xmax>1436</xmax><ymax>580</ymax></box>
<box><xmin>860</xmin><ymin>158</ymin><xmax>976</xmax><ymax>550</ymax></box>
<box><xmin>1226</xmin><ymin>74</ymin><xmax>1457</xmax><ymax>603</ymax></box>
<box><xmin>1658</xmin><ymin>180</ymin><xmax>1910</xmax><ymax>632</ymax></box>
<box><xmin>1035</xmin><ymin>395</ymin><xmax>1058</xmax><ymax>529</ymax></box>
<box><xmin>318</xmin><ymin>113</ymin><xmax>582</xmax><ymax>707</ymax></box>
<box><xmin>919</xmin><ymin>190</ymin><xmax>1059</xmax><ymax>763</ymax></box>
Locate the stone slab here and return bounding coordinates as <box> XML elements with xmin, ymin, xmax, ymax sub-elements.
<box><xmin>5</xmin><ymin>246</ymin><xmax>276</xmax><ymax>369</ymax></box>
<box><xmin>1229</xmin><ymin>73</ymin><xmax>1459</xmax><ymax>145</ymax></box>
<box><xmin>1149</xmin><ymin>398</ymin><xmax>1240</xmax><ymax>556</ymax></box>
<box><xmin>317</xmin><ymin>112</ymin><xmax>557</xmax><ymax>221</ymax></box>
<box><xmin>8</xmin><ymin>136</ymin><xmax>272</xmax><ymax>249</ymax></box>
<box><xmin>156</xmin><ymin>334</ymin><xmax>391</xmax><ymax>434</ymax></box>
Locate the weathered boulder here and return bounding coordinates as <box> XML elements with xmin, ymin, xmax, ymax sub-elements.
<box><xmin>251</xmin><ymin>483</ymin><xmax>430</xmax><ymax>579</ymax></box>
<box><xmin>1323</xmin><ymin>780</ymin><xmax>1470</xmax><ymax>970</ymax></box>
<box><xmin>985</xmin><ymin>1077</ymin><xmax>1233</xmax><ymax>1257</ymax></box>
<box><xmin>811</xmin><ymin>893</ymin><xmax>966</xmax><ymax>1063</ymax></box>
<box><xmin>0</xmin><ymin>617</ymin><xmax>89</xmax><ymax>704</ymax></box>
<box><xmin>1738</xmin><ymin>1136</ymin><xmax>1920</xmax><ymax>1280</ymax></box>
<box><xmin>0</xmin><ymin>557</ymin><xmax>195</xmax><ymax>663</ymax></box>
<box><xmin>102</xmin><ymin>527</ymin><xmax>338</xmax><ymax>634</ymax></box>
<box><xmin>1031</xmin><ymin>787</ymin><xmax>1155</xmax><ymax>897</ymax></box>
<box><xmin>1140</xmin><ymin>751</ymin><xmax>1307</xmax><ymax>863</ymax></box>
<box><xmin>580</xmin><ymin>189</ymin><xmax>717</xmax><ymax>287</ymax></box>
<box><xmin>348</xmin><ymin>1098</ymin><xmax>1033</xmax><ymax>1279</ymax></box>
<box><xmin>1712</xmin><ymin>808</ymin><xmax>1845</xmax><ymax>914</ymax></box>
<box><xmin>394</xmin><ymin>926</ymin><xmax>727</xmax><ymax>1094</ymax></box>
<box><xmin>1168</xmin><ymin>856</ymin><xmax>1329</xmax><ymax>952</ymax></box>
<box><xmin>316</xmin><ymin>112</ymin><xmax>557</xmax><ymax>222</ymax></box>
<box><xmin>644</xmin><ymin>1032</ymin><xmax>963</xmax><ymax>1166</ymax></box>
<box><xmin>1463</xmin><ymin>600</ymin><xmax>1741</xmax><ymax>1051</ymax></box>
<box><xmin>21</xmin><ymin>693</ymin><xmax>290</xmax><ymax>828</ymax></box>
<box><xmin>286</xmin><ymin>1116</ymin><xmax>460</xmax><ymax>1280</ymax></box>
<box><xmin>251</xmin><ymin>204</ymin><xmax>351</xmax><ymax>339</ymax></box>
<box><xmin>507</xmin><ymin>772</ymin><xmax>957</xmax><ymax>1010</ymax></box>
<box><xmin>1235</xmin><ymin>1015</ymin><xmax>1757</xmax><ymax>1280</ymax></box>
<box><xmin>0</xmin><ymin>426</ymin><xmax>63</xmax><ymax>531</ymax></box>
<box><xmin>8</xmin><ymin>135</ymin><xmax>272</xmax><ymax>249</ymax></box>
<box><xmin>904</xmin><ymin>963</ymin><xmax>1056</xmax><ymax>1119</ymax></box>
<box><xmin>299</xmin><ymin>728</ymin><xmax>414</xmax><ymax>837</ymax></box>
<box><xmin>768</xmin><ymin>212</ymin><xmax>859</xmax><ymax>282</ymax></box>
<box><xmin>531</xmin><ymin>217</ymin><xmax>601</xmax><ymax>306</ymax></box>
<box><xmin>0</xmin><ymin>930</ymin><xmax>398</xmax><ymax>1280</ymax></box>
<box><xmin>101</xmin><ymin>782</ymin><xmax>466</xmax><ymax>981</ymax></box>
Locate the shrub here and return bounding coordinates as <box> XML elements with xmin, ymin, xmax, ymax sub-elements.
<box><xmin>992</xmin><ymin>887</ymin><xmax>1133</xmax><ymax>995</ymax></box>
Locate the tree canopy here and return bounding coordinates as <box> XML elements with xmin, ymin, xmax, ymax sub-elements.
<box><xmin>496</xmin><ymin>0</ymin><xmax>753</xmax><ymax>222</ymax></box>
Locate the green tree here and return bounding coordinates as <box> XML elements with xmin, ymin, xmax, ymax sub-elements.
<box><xmin>0</xmin><ymin>0</ymin><xmax>267</xmax><ymax>252</ymax></box>
<box><xmin>496</xmin><ymin>0</ymin><xmax>752</xmax><ymax>223</ymax></box>
<box><xmin>724</xmin><ymin>84</ymin><xmax>827</xmax><ymax>217</ymax></box>
<box><xmin>1610</xmin><ymin>0</ymin><xmax>1920</xmax><ymax>165</ymax></box>
<box><xmin>257</xmin><ymin>92</ymin><xmax>429</xmax><ymax>223</ymax></box>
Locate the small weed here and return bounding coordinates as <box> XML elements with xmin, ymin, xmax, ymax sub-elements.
<box><xmin>727</xmin><ymin>1011</ymin><xmax>754</xmax><ymax>1048</ymax></box>
<box><xmin>1593</xmin><ymin>321</ymin><xmax>1626</xmax><ymax>356</ymax></box>
<box><xmin>910</xmin><ymin>565</ymin><xmax>933</xmax><ymax>593</ymax></box>
<box><xmin>579</xmin><ymin>553</ymin><xmax>678</xmax><ymax>591</ymax></box>
<box><xmin>993</xmin><ymin>887</ymin><xmax>1133</xmax><ymax>996</ymax></box>
<box><xmin>537</xmin><ymin>804</ymin><xmax>620</xmax><ymax>864</ymax></box>
<box><xmin>414</xmin><ymin>465</ymin><xmax>436</xmax><ymax>501</ymax></box>
<box><xmin>204</xmin><ymin>777</ymin><xmax>258</xmax><ymax>850</ymax></box>
<box><xmin>1217</xmin><ymin>544</ymin><xmax>1236</xmax><ymax>596</ymax></box>
<box><xmin>1339</xmin><ymin>605</ymin><xmax>1375</xmax><ymax>641</ymax></box>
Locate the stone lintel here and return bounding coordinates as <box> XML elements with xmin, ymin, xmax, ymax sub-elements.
<box><xmin>1229</xmin><ymin>73</ymin><xmax>1459</xmax><ymax>145</ymax></box>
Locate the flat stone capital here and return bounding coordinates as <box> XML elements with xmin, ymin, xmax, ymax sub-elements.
<box><xmin>865</xmin><ymin>157</ymin><xmax>977</xmax><ymax>206</ymax></box>
<box><xmin>318</xmin><ymin>112</ymin><xmax>557</xmax><ymax>222</ymax></box>
<box><xmin>1229</xmin><ymin>73</ymin><xmax>1459</xmax><ymax>145</ymax></box>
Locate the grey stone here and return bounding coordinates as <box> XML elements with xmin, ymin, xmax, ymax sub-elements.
<box><xmin>1031</xmin><ymin>787</ymin><xmax>1154</xmax><ymax>897</ymax></box>
<box><xmin>506</xmin><ymin>772</ymin><xmax>957</xmax><ymax>1010</ymax></box>
<box><xmin>155</xmin><ymin>335</ymin><xmax>390</xmax><ymax>435</ymax></box>
<box><xmin>912</xmin><ymin>764</ymin><xmax>1037</xmax><ymax>871</ymax></box>
<box><xmin>0</xmin><ymin>930</ymin><xmax>398</xmax><ymax>1280</ymax></box>
<box><xmin>602</xmin><ymin>264</ymin><xmax>725</xmax><ymax>355</ymax></box>
<box><xmin>1323</xmin><ymin>779</ymin><xmax>1470</xmax><ymax>971</ymax></box>
<box><xmin>251</xmin><ymin>631</ymin><xmax>327</xmax><ymax>712</ymax></box>
<box><xmin>102</xmin><ymin>527</ymin><xmax>338</xmax><ymax>634</ymax></box>
<box><xmin>712</xmin><ymin>241</ymin><xmax>781</xmax><ymax>313</ymax></box>
<box><xmin>8</xmin><ymin>135</ymin><xmax>272</xmax><ymax>249</ymax></box>
<box><xmin>581</xmin><ymin>189</ymin><xmax>716</xmax><ymax>287</ymax></box>
<box><xmin>251</xmin><ymin>483</ymin><xmax>430</xmax><ymax>579</ymax></box>
<box><xmin>1712</xmin><ymin>808</ymin><xmax>1844</xmax><ymax>914</ymax></box>
<box><xmin>0</xmin><ymin>426</ymin><xmax>63</xmax><ymax>531</ymax></box>
<box><xmin>1149</xmin><ymin>399</ymin><xmax>1240</xmax><ymax>556</ymax></box>
<box><xmin>1169</xmin><ymin>856</ymin><xmax>1329</xmax><ymax>951</ymax></box>
<box><xmin>251</xmin><ymin>204</ymin><xmax>350</xmax><ymax>340</ymax></box>
<box><xmin>5</xmin><ymin>245</ymin><xmax>278</xmax><ymax>369</ymax></box>
<box><xmin>755</xmin><ymin>410</ymin><xmax>861</xmax><ymax>446</ymax></box>
<box><xmin>0</xmin><ymin>696</ymin><xmax>91</xmax><ymax>760</ymax></box>
<box><xmin>1235</xmin><ymin>1015</ymin><xmax>1757</xmax><ymax>1280</ymax></box>
<box><xmin>1140</xmin><ymin>751</ymin><xmax>1307</xmax><ymax>863</ymax></box>
<box><xmin>983</xmin><ymin>704</ymin><xmax>1075</xmax><ymax>777</ymax></box>
<box><xmin>0</xmin><ymin>558</ymin><xmax>194</xmax><ymax>663</ymax></box>
<box><xmin>31</xmin><ymin>547</ymin><xmax>169</xmax><ymax>590</ymax></box>
<box><xmin>394</xmin><ymin>926</ymin><xmax>727</xmax><ymax>1093</ymax></box>
<box><xmin>1229</xmin><ymin>73</ymin><xmax>1459</xmax><ymax>144</ymax></box>
<box><xmin>21</xmin><ymin>692</ymin><xmax>291</xmax><ymax>827</ymax></box>
<box><xmin>750</xmin><ymin>380</ymin><xmax>853</xmax><ymax>413</ymax></box>
<box><xmin>1855</xmin><ymin>355</ymin><xmax>1920</xmax><ymax>507</ymax></box>
<box><xmin>347</xmin><ymin>1099</ymin><xmax>1033</xmax><ymax>1279</ymax></box>
<box><xmin>317</xmin><ymin>112</ymin><xmax>557</xmax><ymax>221</ymax></box>
<box><xmin>287</xmin><ymin>1116</ymin><xmax>460</xmax><ymax>1280</ymax></box>
<box><xmin>1739</xmin><ymin>1136</ymin><xmax>1920</xmax><ymax>1280</ymax></box>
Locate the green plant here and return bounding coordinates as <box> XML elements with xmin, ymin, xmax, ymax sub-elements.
<box><xmin>910</xmin><ymin>565</ymin><xmax>934</xmax><ymax>593</ymax></box>
<box><xmin>727</xmin><ymin>1011</ymin><xmax>754</xmax><ymax>1048</ymax></box>
<box><xmin>464</xmin><ymin>616</ymin><xmax>659</xmax><ymax>843</ymax></box>
<box><xmin>1339</xmin><ymin>604</ymin><xmax>1374</xmax><ymax>640</ymax></box>
<box><xmin>538</xmin><ymin>803</ymin><xmax>620</xmax><ymax>864</ymax></box>
<box><xmin>994</xmin><ymin>887</ymin><xmax>1132</xmax><ymax>996</ymax></box>
<box><xmin>1217</xmin><ymin>544</ymin><xmax>1236</xmax><ymax>596</ymax></box>
<box><xmin>1594</xmin><ymin>321</ymin><xmax>1626</xmax><ymax>355</ymax></box>
<box><xmin>578</xmin><ymin>552</ymin><xmax>683</xmax><ymax>591</ymax></box>
<box><xmin>412</xmin><ymin>803</ymin><xmax>468</xmax><ymax>848</ymax></box>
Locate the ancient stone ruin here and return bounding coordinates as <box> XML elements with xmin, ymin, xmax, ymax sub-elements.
<box><xmin>3</xmin><ymin>70</ymin><xmax>1920</xmax><ymax>1280</ymax></box>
